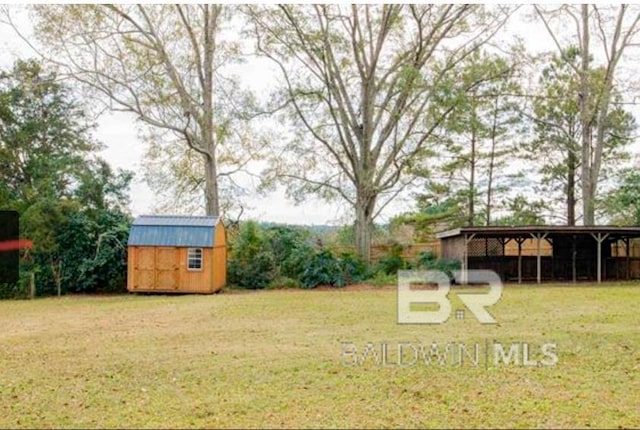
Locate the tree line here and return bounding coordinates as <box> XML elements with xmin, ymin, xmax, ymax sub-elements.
<box><xmin>0</xmin><ymin>60</ymin><xmax>131</xmax><ymax>297</ymax></box>
<box><xmin>2</xmin><ymin>4</ymin><xmax>640</xmax><ymax>270</ymax></box>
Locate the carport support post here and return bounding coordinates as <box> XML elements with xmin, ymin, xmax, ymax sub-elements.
<box><xmin>462</xmin><ymin>233</ymin><xmax>476</xmax><ymax>284</ymax></box>
<box><xmin>515</xmin><ymin>237</ymin><xmax>526</xmax><ymax>284</ymax></box>
<box><xmin>591</xmin><ymin>233</ymin><xmax>609</xmax><ymax>284</ymax></box>
<box><xmin>625</xmin><ymin>237</ymin><xmax>631</xmax><ymax>280</ymax></box>
<box><xmin>572</xmin><ymin>235</ymin><xmax>577</xmax><ymax>283</ymax></box>
<box><xmin>531</xmin><ymin>233</ymin><xmax>549</xmax><ymax>284</ymax></box>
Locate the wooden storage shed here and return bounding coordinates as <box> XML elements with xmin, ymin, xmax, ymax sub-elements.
<box><xmin>127</xmin><ymin>215</ymin><xmax>226</xmax><ymax>293</ymax></box>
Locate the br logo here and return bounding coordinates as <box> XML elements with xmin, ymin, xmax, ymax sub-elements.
<box><xmin>397</xmin><ymin>270</ymin><xmax>503</xmax><ymax>324</ymax></box>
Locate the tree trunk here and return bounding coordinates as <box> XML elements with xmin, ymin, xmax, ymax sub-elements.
<box><xmin>588</xmin><ymin>5</ymin><xmax>628</xmax><ymax>227</ymax></box>
<box><xmin>582</xmin><ymin>153</ymin><xmax>595</xmax><ymax>225</ymax></box>
<box><xmin>202</xmin><ymin>4</ymin><xmax>219</xmax><ymax>217</ymax></box>
<box><xmin>51</xmin><ymin>261</ymin><xmax>62</xmax><ymax>297</ymax></box>
<box><xmin>355</xmin><ymin>191</ymin><xmax>375</xmax><ymax>266</ymax></box>
<box><xmin>486</xmin><ymin>98</ymin><xmax>499</xmax><ymax>226</ymax></box>
<box><xmin>580</xmin><ymin>4</ymin><xmax>595</xmax><ymax>226</ymax></box>
<box><xmin>567</xmin><ymin>147</ymin><xmax>576</xmax><ymax>226</ymax></box>
<box><xmin>469</xmin><ymin>121</ymin><xmax>477</xmax><ymax>226</ymax></box>
<box><xmin>485</xmin><ymin>149</ymin><xmax>493</xmax><ymax>226</ymax></box>
<box><xmin>204</xmin><ymin>152</ymin><xmax>219</xmax><ymax>215</ymax></box>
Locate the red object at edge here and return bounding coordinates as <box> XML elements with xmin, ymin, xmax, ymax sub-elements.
<box><xmin>0</xmin><ymin>239</ymin><xmax>34</xmax><ymax>252</ymax></box>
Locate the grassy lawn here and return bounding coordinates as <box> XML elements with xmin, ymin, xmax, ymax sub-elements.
<box><xmin>0</xmin><ymin>283</ymin><xmax>639</xmax><ymax>428</ymax></box>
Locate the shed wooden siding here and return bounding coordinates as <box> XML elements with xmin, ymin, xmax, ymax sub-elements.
<box><xmin>128</xmin><ymin>246</ymin><xmax>218</xmax><ymax>293</ymax></box>
<box><xmin>211</xmin><ymin>223</ymin><xmax>226</xmax><ymax>292</ymax></box>
<box><xmin>126</xmin><ymin>215</ymin><xmax>226</xmax><ymax>294</ymax></box>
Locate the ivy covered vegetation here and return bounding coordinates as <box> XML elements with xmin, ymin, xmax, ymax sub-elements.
<box><xmin>0</xmin><ymin>60</ymin><xmax>132</xmax><ymax>298</ymax></box>
<box><xmin>0</xmin><ymin>54</ymin><xmax>451</xmax><ymax>299</ymax></box>
<box><xmin>226</xmin><ymin>221</ymin><xmax>458</xmax><ymax>290</ymax></box>
<box><xmin>0</xmin><ymin>59</ymin><xmax>449</xmax><ymax>299</ymax></box>
<box><xmin>3</xmin><ymin>5</ymin><xmax>640</xmax><ymax>300</ymax></box>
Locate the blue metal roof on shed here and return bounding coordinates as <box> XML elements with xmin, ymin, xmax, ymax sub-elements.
<box><xmin>128</xmin><ymin>215</ymin><xmax>219</xmax><ymax>247</ymax></box>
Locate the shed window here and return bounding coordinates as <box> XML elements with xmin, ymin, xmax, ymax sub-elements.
<box><xmin>187</xmin><ymin>248</ymin><xmax>203</xmax><ymax>271</ymax></box>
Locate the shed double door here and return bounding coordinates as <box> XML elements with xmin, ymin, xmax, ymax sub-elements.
<box><xmin>135</xmin><ymin>247</ymin><xmax>180</xmax><ymax>290</ymax></box>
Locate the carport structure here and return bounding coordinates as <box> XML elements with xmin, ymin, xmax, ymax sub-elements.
<box><xmin>436</xmin><ymin>226</ymin><xmax>640</xmax><ymax>284</ymax></box>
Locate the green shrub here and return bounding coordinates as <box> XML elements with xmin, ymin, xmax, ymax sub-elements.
<box><xmin>300</xmin><ymin>250</ymin><xmax>369</xmax><ymax>289</ymax></box>
<box><xmin>301</xmin><ymin>250</ymin><xmax>344</xmax><ymax>288</ymax></box>
<box><xmin>0</xmin><ymin>276</ymin><xmax>28</xmax><ymax>300</ymax></box>
<box><xmin>414</xmin><ymin>252</ymin><xmax>461</xmax><ymax>281</ymax></box>
<box><xmin>228</xmin><ymin>222</ymin><xmax>378</xmax><ymax>290</ymax></box>
<box><xmin>339</xmin><ymin>252</ymin><xmax>368</xmax><ymax>284</ymax></box>
<box><xmin>376</xmin><ymin>243</ymin><xmax>410</xmax><ymax>275</ymax></box>
<box><xmin>228</xmin><ymin>221</ymin><xmax>275</xmax><ymax>289</ymax></box>
<box><xmin>72</xmin><ymin>210</ymin><xmax>130</xmax><ymax>293</ymax></box>
<box><xmin>265</xmin><ymin>226</ymin><xmax>314</xmax><ymax>280</ymax></box>
<box><xmin>367</xmin><ymin>271</ymin><xmax>397</xmax><ymax>287</ymax></box>
<box><xmin>415</xmin><ymin>250</ymin><xmax>437</xmax><ymax>268</ymax></box>
<box><xmin>436</xmin><ymin>258</ymin><xmax>462</xmax><ymax>281</ymax></box>
<box><xmin>334</xmin><ymin>225</ymin><xmax>355</xmax><ymax>247</ymax></box>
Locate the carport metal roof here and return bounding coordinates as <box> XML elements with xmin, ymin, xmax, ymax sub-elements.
<box><xmin>436</xmin><ymin>225</ymin><xmax>640</xmax><ymax>239</ymax></box>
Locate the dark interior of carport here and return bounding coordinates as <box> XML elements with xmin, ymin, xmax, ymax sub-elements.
<box><xmin>436</xmin><ymin>226</ymin><xmax>640</xmax><ymax>283</ymax></box>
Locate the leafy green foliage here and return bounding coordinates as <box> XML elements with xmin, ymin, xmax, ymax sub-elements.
<box><xmin>524</xmin><ymin>47</ymin><xmax>635</xmax><ymax>223</ymax></box>
<box><xmin>493</xmin><ymin>195</ymin><xmax>547</xmax><ymax>226</ymax></box>
<box><xmin>415</xmin><ymin>250</ymin><xmax>437</xmax><ymax>267</ymax></box>
<box><xmin>0</xmin><ymin>272</ymin><xmax>32</xmax><ymax>300</ymax></box>
<box><xmin>24</xmin><ymin>208</ymin><xmax>132</xmax><ymax>296</ymax></box>
<box><xmin>332</xmin><ymin>224</ymin><xmax>391</xmax><ymax>248</ymax></box>
<box><xmin>339</xmin><ymin>252</ymin><xmax>368</xmax><ymax>285</ymax></box>
<box><xmin>0</xmin><ymin>60</ymin><xmax>97</xmax><ymax>206</ymax></box>
<box><xmin>410</xmin><ymin>49</ymin><xmax>523</xmax><ymax>230</ymax></box>
<box><xmin>228</xmin><ymin>221</ymin><xmax>275</xmax><ymax>289</ymax></box>
<box><xmin>0</xmin><ymin>59</ymin><xmax>133</xmax><ymax>298</ymax></box>
<box><xmin>334</xmin><ymin>225</ymin><xmax>356</xmax><ymax>247</ymax></box>
<box><xmin>301</xmin><ymin>250</ymin><xmax>344</xmax><ymax>288</ymax></box>
<box><xmin>228</xmin><ymin>222</ymin><xmax>368</xmax><ymax>289</ymax></box>
<box><xmin>72</xmin><ymin>210</ymin><xmax>130</xmax><ymax>293</ymax></box>
<box><xmin>367</xmin><ymin>271</ymin><xmax>397</xmax><ymax>287</ymax></box>
<box><xmin>264</xmin><ymin>225</ymin><xmax>314</xmax><ymax>280</ymax></box>
<box><xmin>606</xmin><ymin>169</ymin><xmax>640</xmax><ymax>225</ymax></box>
<box><xmin>375</xmin><ymin>243</ymin><xmax>410</xmax><ymax>275</ymax></box>
<box><xmin>414</xmin><ymin>251</ymin><xmax>461</xmax><ymax>280</ymax></box>
<box><xmin>392</xmin><ymin>200</ymin><xmax>459</xmax><ymax>242</ymax></box>
<box><xmin>298</xmin><ymin>249</ymin><xmax>367</xmax><ymax>289</ymax></box>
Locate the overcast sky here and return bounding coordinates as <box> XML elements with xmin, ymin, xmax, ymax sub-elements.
<box><xmin>1</xmin><ymin>5</ymin><xmax>638</xmax><ymax>225</ymax></box>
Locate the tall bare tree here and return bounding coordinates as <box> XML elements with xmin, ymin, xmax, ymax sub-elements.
<box><xmin>248</xmin><ymin>4</ymin><xmax>510</xmax><ymax>263</ymax></box>
<box><xmin>8</xmin><ymin>4</ymin><xmax>247</xmax><ymax>216</ymax></box>
<box><xmin>535</xmin><ymin>4</ymin><xmax>640</xmax><ymax>225</ymax></box>
<box><xmin>524</xmin><ymin>47</ymin><xmax>635</xmax><ymax>226</ymax></box>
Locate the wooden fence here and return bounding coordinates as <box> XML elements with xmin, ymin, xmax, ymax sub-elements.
<box><xmin>333</xmin><ymin>242</ymin><xmax>440</xmax><ymax>264</ymax></box>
